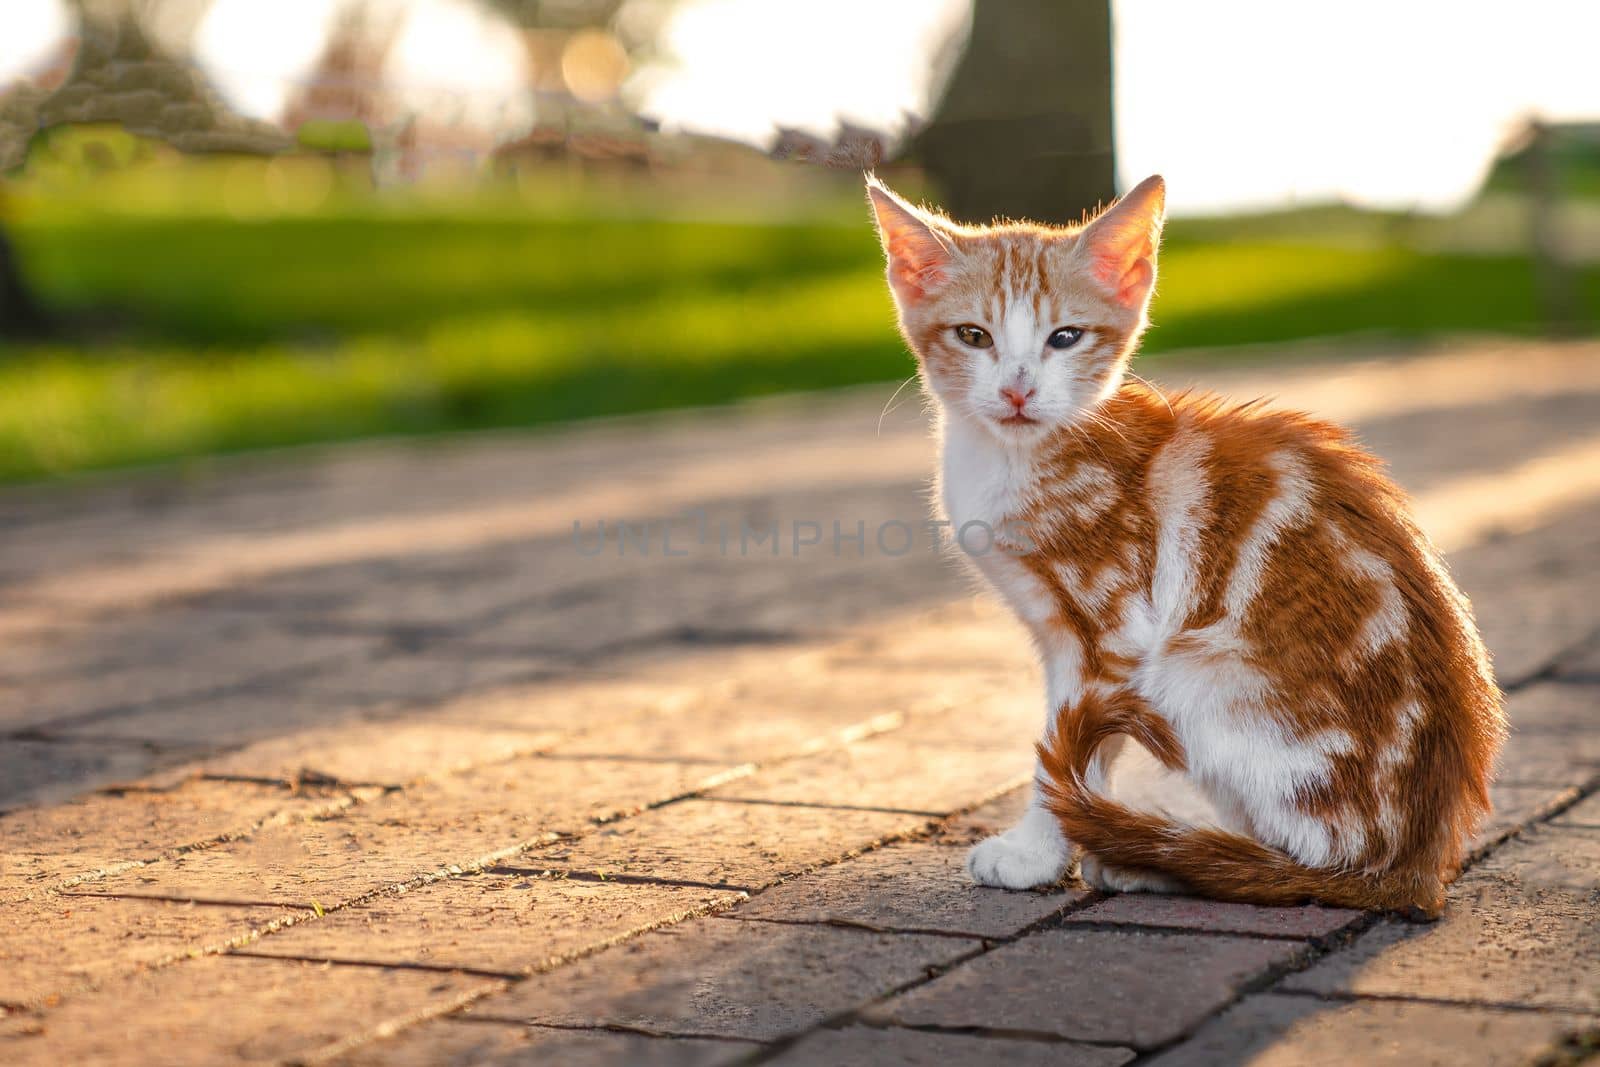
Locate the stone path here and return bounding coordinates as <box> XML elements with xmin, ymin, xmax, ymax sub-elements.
<box><xmin>1</xmin><ymin>337</ymin><xmax>1597</xmax><ymax>1066</ymax></box>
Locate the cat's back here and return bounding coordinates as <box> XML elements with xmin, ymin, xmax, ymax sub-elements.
<box><xmin>1153</xmin><ymin>385</ymin><xmax>1417</xmax><ymax>563</ymax></box>
<box><xmin>1146</xmin><ymin>385</ymin><xmax>1503</xmax><ymax>860</ymax></box>
<box><xmin>1151</xmin><ymin>385</ymin><xmax>1461</xmax><ymax>621</ymax></box>
<box><xmin>1150</xmin><ymin>384</ymin><xmax>1502</xmax><ymax>743</ymax></box>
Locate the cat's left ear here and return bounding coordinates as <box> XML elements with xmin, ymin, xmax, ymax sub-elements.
<box><xmin>1079</xmin><ymin>175</ymin><xmax>1166</xmax><ymax>309</ymax></box>
<box><xmin>867</xmin><ymin>175</ymin><xmax>954</xmax><ymax>307</ymax></box>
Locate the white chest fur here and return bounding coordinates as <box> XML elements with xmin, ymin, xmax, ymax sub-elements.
<box><xmin>938</xmin><ymin>417</ymin><xmax>1055</xmax><ymax>631</ymax></box>
<box><xmin>939</xmin><ymin>416</ymin><xmax>1091</xmax><ymax>728</ymax></box>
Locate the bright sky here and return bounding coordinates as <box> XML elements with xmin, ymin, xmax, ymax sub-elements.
<box><xmin>0</xmin><ymin>0</ymin><xmax>69</xmax><ymax>82</ymax></box>
<box><xmin>193</xmin><ymin>0</ymin><xmax>531</xmax><ymax>132</ymax></box>
<box><xmin>631</xmin><ymin>0</ymin><xmax>972</xmax><ymax>149</ymax></box>
<box><xmin>1111</xmin><ymin>0</ymin><xmax>1600</xmax><ymax>213</ymax></box>
<box><xmin>3</xmin><ymin>0</ymin><xmax>1598</xmax><ymax>214</ymax></box>
<box><xmin>191</xmin><ymin>0</ymin><xmax>340</xmax><ymax>120</ymax></box>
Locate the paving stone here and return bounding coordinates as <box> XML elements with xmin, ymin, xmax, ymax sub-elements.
<box><xmin>517</xmin><ymin>797</ymin><xmax>923</xmax><ymax>891</ymax></box>
<box><xmin>1484</xmin><ymin>623</ymin><xmax>1600</xmax><ymax>693</ymax></box>
<box><xmin>0</xmin><ymin>622</ymin><xmax>123</xmax><ymax>683</ymax></box>
<box><xmin>707</xmin><ymin>734</ymin><xmax>1033</xmax><ymax>815</ymax></box>
<box><xmin>293</xmin><ymin>652</ymin><xmax>563</xmax><ymax>703</ymax></box>
<box><xmin>1281</xmin><ymin>823</ymin><xmax>1600</xmax><ymax>1012</ymax></box>
<box><xmin>1063</xmin><ymin>895</ymin><xmax>1361</xmax><ymax>940</ymax></box>
<box><xmin>332</xmin><ymin>1019</ymin><xmax>757</xmax><ymax>1067</ymax></box>
<box><xmin>1363</xmin><ymin>384</ymin><xmax>1600</xmax><ymax>500</ymax></box>
<box><xmin>823</xmin><ymin>599</ymin><xmax>1034</xmax><ymax>675</ymax></box>
<box><xmin>448</xmin><ymin>555</ymin><xmax>871</xmax><ymax>659</ymax></box>
<box><xmin>195</xmin><ymin>550</ymin><xmax>559</xmax><ymax>631</ymax></box>
<box><xmin>464</xmin><ymin>916</ymin><xmax>975</xmax><ymax>1041</ymax></box>
<box><xmin>1474</xmin><ymin>783</ymin><xmax>1580</xmax><ymax>850</ymax></box>
<box><xmin>768</xmin><ymin>1025</ymin><xmax>1134</xmax><ymax>1067</ymax></box>
<box><xmin>0</xmin><ymin>894</ymin><xmax>301</xmax><ymax>1006</ymax></box>
<box><xmin>0</xmin><ymin>778</ymin><xmax>351</xmax><ymax>902</ymax></box>
<box><xmin>893</xmin><ymin>692</ymin><xmax>1044</xmax><ymax>754</ymax></box>
<box><xmin>83</xmin><ymin>756</ymin><xmax>739</xmax><ymax>907</ymax></box>
<box><xmin>480</xmin><ymin>483</ymin><xmax>934</xmax><ymax>633</ymax></box>
<box><xmin>430</xmin><ymin>669</ymin><xmax>704</xmax><ymax>729</ymax></box>
<box><xmin>1455</xmin><ymin>504</ymin><xmax>1600</xmax><ymax>687</ymax></box>
<box><xmin>710</xmin><ymin>555</ymin><xmax>964</xmax><ymax>638</ymax></box>
<box><xmin>244</xmin><ymin>870</ymin><xmax>742</xmax><ymax>974</ymax></box>
<box><xmin>0</xmin><ymin>620</ymin><xmax>373</xmax><ymax>731</ymax></box>
<box><xmin>731</xmin><ymin>841</ymin><xmax>1084</xmax><ymax>937</ymax></box>
<box><xmin>0</xmin><ymin>604</ymin><xmax>316</xmax><ymax>682</ymax></box>
<box><xmin>1555</xmin><ymin>635</ymin><xmax>1600</xmax><ymax>683</ymax></box>
<box><xmin>45</xmin><ymin>682</ymin><xmax>390</xmax><ymax>749</ymax></box>
<box><xmin>0</xmin><ymin>739</ymin><xmax>181</xmax><ymax>811</ymax></box>
<box><xmin>1505</xmin><ymin>681</ymin><xmax>1600</xmax><ymax>740</ymax></box>
<box><xmin>0</xmin><ymin>1010</ymin><xmax>45</xmax><ymax>1040</ymax></box>
<box><xmin>1496</xmin><ymin>684</ymin><xmax>1600</xmax><ymax>786</ymax></box>
<box><xmin>1498</xmin><ymin>729</ymin><xmax>1600</xmax><ymax>788</ymax></box>
<box><xmin>0</xmin><ymin>417</ymin><xmax>937</xmax><ymax>642</ymax></box>
<box><xmin>1497</xmin><ymin>681</ymin><xmax>1600</xmax><ymax>790</ymax></box>
<box><xmin>1143</xmin><ymin>993</ymin><xmax>1598</xmax><ymax>1067</ymax></box>
<box><xmin>1550</xmin><ymin>790</ymin><xmax>1600</xmax><ymax>828</ymax></box>
<box><xmin>426</xmin><ymin>638</ymin><xmax>1008</xmax><ymax>765</ymax></box>
<box><xmin>941</xmin><ymin>784</ymin><xmax>1032</xmax><ymax>843</ymax></box>
<box><xmin>194</xmin><ymin>718</ymin><xmax>565</xmax><ymax>787</ymax></box>
<box><xmin>554</xmin><ymin>688</ymin><xmax>906</xmax><ymax>767</ymax></box>
<box><xmin>873</xmin><ymin>928</ymin><xmax>1305</xmax><ymax>1049</ymax></box>
<box><xmin>0</xmin><ymin>954</ymin><xmax>498</xmax><ymax>1067</ymax></box>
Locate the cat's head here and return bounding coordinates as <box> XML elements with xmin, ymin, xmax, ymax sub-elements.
<box><xmin>868</xmin><ymin>174</ymin><xmax>1165</xmax><ymax>443</ymax></box>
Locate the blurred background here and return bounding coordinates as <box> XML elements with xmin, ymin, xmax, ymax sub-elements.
<box><xmin>0</xmin><ymin>0</ymin><xmax>1597</xmax><ymax>483</ymax></box>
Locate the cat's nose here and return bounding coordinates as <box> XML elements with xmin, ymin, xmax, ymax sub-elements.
<box><xmin>1000</xmin><ymin>386</ymin><xmax>1036</xmax><ymax>410</ymax></box>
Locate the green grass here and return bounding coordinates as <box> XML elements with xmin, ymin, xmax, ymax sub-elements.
<box><xmin>2</xmin><ymin>137</ymin><xmax>1597</xmax><ymax>483</ymax></box>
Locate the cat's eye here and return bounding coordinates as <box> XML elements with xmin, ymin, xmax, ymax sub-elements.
<box><xmin>954</xmin><ymin>324</ymin><xmax>993</xmax><ymax>349</ymax></box>
<box><xmin>1047</xmin><ymin>327</ymin><xmax>1085</xmax><ymax>351</ymax></box>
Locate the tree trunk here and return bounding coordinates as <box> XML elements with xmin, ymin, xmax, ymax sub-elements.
<box><xmin>914</xmin><ymin>0</ymin><xmax>1115</xmax><ymax>226</ymax></box>
<box><xmin>1525</xmin><ymin>121</ymin><xmax>1579</xmax><ymax>336</ymax></box>
<box><xmin>0</xmin><ymin>224</ymin><xmax>46</xmax><ymax>339</ymax></box>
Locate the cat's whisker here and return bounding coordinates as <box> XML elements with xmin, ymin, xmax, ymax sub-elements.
<box><xmin>1128</xmin><ymin>370</ymin><xmax>1176</xmax><ymax>419</ymax></box>
<box><xmin>1076</xmin><ymin>409</ymin><xmax>1132</xmax><ymax>459</ymax></box>
<box><xmin>1093</xmin><ymin>416</ymin><xmax>1133</xmax><ymax>452</ymax></box>
<box><xmin>877</xmin><ymin>373</ymin><xmax>920</xmax><ymax>437</ymax></box>
<box><xmin>1064</xmin><ymin>420</ymin><xmax>1116</xmax><ymax>469</ymax></box>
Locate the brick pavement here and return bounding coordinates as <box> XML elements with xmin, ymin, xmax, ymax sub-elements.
<box><xmin>0</xmin><ymin>338</ymin><xmax>1597</xmax><ymax>1065</ymax></box>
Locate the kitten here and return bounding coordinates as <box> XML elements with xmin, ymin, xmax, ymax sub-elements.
<box><xmin>867</xmin><ymin>174</ymin><xmax>1504</xmax><ymax>916</ymax></box>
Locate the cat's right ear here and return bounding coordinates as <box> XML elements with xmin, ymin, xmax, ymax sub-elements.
<box><xmin>866</xmin><ymin>176</ymin><xmax>952</xmax><ymax>307</ymax></box>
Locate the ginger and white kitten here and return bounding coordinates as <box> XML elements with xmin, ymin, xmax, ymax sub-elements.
<box><xmin>868</xmin><ymin>174</ymin><xmax>1505</xmax><ymax>916</ymax></box>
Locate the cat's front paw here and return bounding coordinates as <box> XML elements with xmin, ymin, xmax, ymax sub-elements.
<box><xmin>966</xmin><ymin>832</ymin><xmax>1070</xmax><ymax>889</ymax></box>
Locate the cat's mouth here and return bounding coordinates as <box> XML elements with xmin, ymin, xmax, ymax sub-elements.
<box><xmin>997</xmin><ymin>413</ymin><xmax>1040</xmax><ymax>427</ymax></box>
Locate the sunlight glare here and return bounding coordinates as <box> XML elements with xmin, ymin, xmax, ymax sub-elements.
<box><xmin>385</xmin><ymin>0</ymin><xmax>533</xmax><ymax>133</ymax></box>
<box><xmin>0</xmin><ymin>0</ymin><xmax>70</xmax><ymax>86</ymax></box>
<box><xmin>193</xmin><ymin>0</ymin><xmax>341</xmax><ymax>121</ymax></box>
<box><xmin>634</xmin><ymin>0</ymin><xmax>971</xmax><ymax>149</ymax></box>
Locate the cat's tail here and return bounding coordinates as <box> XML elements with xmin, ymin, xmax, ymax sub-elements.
<box><xmin>1036</xmin><ymin>692</ymin><xmax>1445</xmax><ymax>918</ymax></box>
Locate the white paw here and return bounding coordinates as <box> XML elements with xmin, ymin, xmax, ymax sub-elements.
<box><xmin>1078</xmin><ymin>853</ymin><xmax>1184</xmax><ymax>894</ymax></box>
<box><xmin>966</xmin><ymin>832</ymin><xmax>1070</xmax><ymax>889</ymax></box>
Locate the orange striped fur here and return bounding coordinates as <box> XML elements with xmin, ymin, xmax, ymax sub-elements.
<box><xmin>868</xmin><ymin>175</ymin><xmax>1504</xmax><ymax>917</ymax></box>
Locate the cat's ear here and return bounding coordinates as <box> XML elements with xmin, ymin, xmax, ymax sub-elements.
<box><xmin>866</xmin><ymin>176</ymin><xmax>953</xmax><ymax>306</ymax></box>
<box><xmin>1080</xmin><ymin>175</ymin><xmax>1166</xmax><ymax>309</ymax></box>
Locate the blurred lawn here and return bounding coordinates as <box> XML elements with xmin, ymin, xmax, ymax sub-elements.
<box><xmin>1</xmin><ymin>132</ymin><xmax>1597</xmax><ymax>483</ymax></box>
